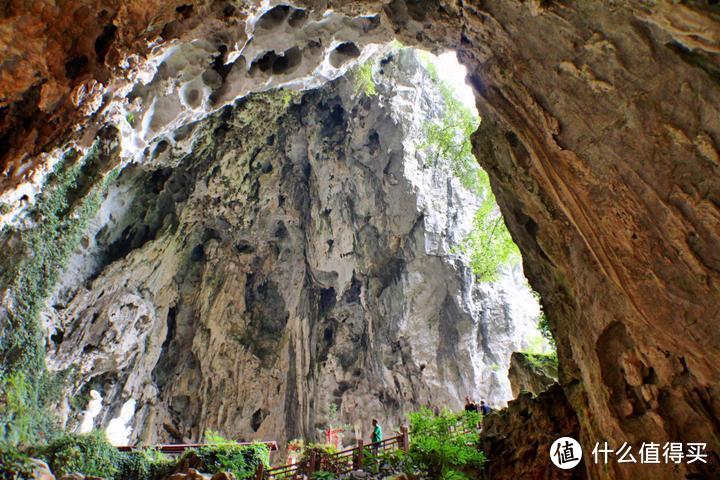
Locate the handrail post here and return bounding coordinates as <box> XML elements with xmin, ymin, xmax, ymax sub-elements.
<box><xmin>309</xmin><ymin>450</ymin><xmax>317</xmax><ymax>475</ymax></box>
<box><xmin>355</xmin><ymin>440</ymin><xmax>364</xmax><ymax>469</ymax></box>
<box><xmin>400</xmin><ymin>426</ymin><xmax>409</xmax><ymax>452</ymax></box>
<box><xmin>255</xmin><ymin>462</ymin><xmax>264</xmax><ymax>480</ymax></box>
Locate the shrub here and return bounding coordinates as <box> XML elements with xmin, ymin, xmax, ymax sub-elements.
<box><xmin>116</xmin><ymin>448</ymin><xmax>174</xmax><ymax>480</ymax></box>
<box><xmin>40</xmin><ymin>431</ymin><xmax>121</xmax><ymax>479</ymax></box>
<box><xmin>312</xmin><ymin>471</ymin><xmax>336</xmax><ymax>480</ymax></box>
<box><xmin>523</xmin><ymin>351</ymin><xmax>559</xmax><ymax>371</ymax></box>
<box><xmin>406</xmin><ymin>408</ymin><xmax>485</xmax><ymax>480</ymax></box>
<box><xmin>0</xmin><ymin>444</ymin><xmax>36</xmax><ymax>479</ymax></box>
<box><xmin>361</xmin><ymin>448</ymin><xmax>410</xmax><ymax>477</ymax></box>
<box><xmin>299</xmin><ymin>443</ymin><xmax>337</xmax><ymax>464</ymax></box>
<box><xmin>182</xmin><ymin>432</ymin><xmax>269</xmax><ymax>480</ymax></box>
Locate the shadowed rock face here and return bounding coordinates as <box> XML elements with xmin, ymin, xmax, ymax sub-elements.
<box><xmin>480</xmin><ymin>384</ymin><xmax>586</xmax><ymax>480</ymax></box>
<box><xmin>1</xmin><ymin>1</ymin><xmax>719</xmax><ymax>478</ymax></box>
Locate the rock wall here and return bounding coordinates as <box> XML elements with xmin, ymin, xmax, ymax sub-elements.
<box><xmin>479</xmin><ymin>384</ymin><xmax>585</xmax><ymax>480</ymax></box>
<box><xmin>2</xmin><ymin>1</ymin><xmax>719</xmax><ymax>478</ymax></box>
<box><xmin>41</xmin><ymin>49</ymin><xmax>540</xmax><ymax>446</ymax></box>
<box><xmin>453</xmin><ymin>3</ymin><xmax>720</xmax><ymax>479</ymax></box>
<box><xmin>508</xmin><ymin>351</ymin><xmax>558</xmax><ymax>398</ymax></box>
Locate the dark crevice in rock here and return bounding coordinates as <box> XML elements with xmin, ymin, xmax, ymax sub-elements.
<box><xmin>94</xmin><ymin>24</ymin><xmax>117</xmax><ymax>64</ymax></box>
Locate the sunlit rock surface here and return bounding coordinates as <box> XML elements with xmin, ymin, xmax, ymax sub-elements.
<box><xmin>42</xmin><ymin>50</ymin><xmax>541</xmax><ymax>446</ymax></box>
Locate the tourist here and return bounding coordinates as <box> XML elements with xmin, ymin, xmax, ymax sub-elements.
<box><xmin>464</xmin><ymin>396</ymin><xmax>478</xmax><ymax>412</ymax></box>
<box><xmin>371</xmin><ymin>418</ymin><xmax>382</xmax><ymax>454</ymax></box>
<box><xmin>479</xmin><ymin>400</ymin><xmax>491</xmax><ymax>415</ymax></box>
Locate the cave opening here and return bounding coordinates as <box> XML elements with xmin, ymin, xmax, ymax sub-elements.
<box><xmin>11</xmin><ymin>42</ymin><xmax>554</xmax><ymax>450</ymax></box>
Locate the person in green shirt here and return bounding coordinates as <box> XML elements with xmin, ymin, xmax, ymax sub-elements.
<box><xmin>370</xmin><ymin>418</ymin><xmax>382</xmax><ymax>454</ymax></box>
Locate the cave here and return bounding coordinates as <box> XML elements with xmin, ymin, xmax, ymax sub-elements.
<box><xmin>0</xmin><ymin>2</ymin><xmax>719</xmax><ymax>480</ymax></box>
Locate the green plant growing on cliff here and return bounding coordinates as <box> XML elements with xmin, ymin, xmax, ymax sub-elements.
<box><xmin>116</xmin><ymin>448</ymin><xmax>174</xmax><ymax>480</ymax></box>
<box><xmin>0</xmin><ymin>371</ymin><xmax>63</xmax><ymax>447</ymax></box>
<box><xmin>419</xmin><ymin>65</ymin><xmax>481</xmax><ymax>193</ymax></box>
<box><xmin>353</xmin><ymin>60</ymin><xmax>377</xmax><ymax>97</ymax></box>
<box><xmin>464</xmin><ymin>195</ymin><xmax>521</xmax><ymax>283</ymax></box>
<box><xmin>273</xmin><ymin>88</ymin><xmax>301</xmax><ymax>109</ymax></box>
<box><xmin>406</xmin><ymin>408</ymin><xmax>485</xmax><ymax>480</ymax></box>
<box><xmin>530</xmin><ymin>290</ymin><xmax>556</xmax><ymax>350</ymax></box>
<box><xmin>523</xmin><ymin>351</ymin><xmax>559</xmax><ymax>372</ymax></box>
<box><xmin>0</xmin><ymin>144</ymin><xmax>119</xmax><ymax>445</ymax></box>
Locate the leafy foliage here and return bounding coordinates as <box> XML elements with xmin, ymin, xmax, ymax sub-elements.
<box><xmin>183</xmin><ymin>431</ymin><xmax>270</xmax><ymax>480</ymax></box>
<box><xmin>463</xmin><ymin>189</ymin><xmax>521</xmax><ymax>282</ymax></box>
<box><xmin>523</xmin><ymin>351</ymin><xmax>559</xmax><ymax>372</ymax></box>
<box><xmin>530</xmin><ymin>290</ymin><xmax>556</xmax><ymax>350</ymax></box>
<box><xmin>276</xmin><ymin>88</ymin><xmax>300</xmax><ymax>108</ymax></box>
<box><xmin>353</xmin><ymin>61</ymin><xmax>377</xmax><ymax>97</ymax></box>
<box><xmin>0</xmin><ymin>369</ymin><xmax>64</xmax><ymax>447</ymax></box>
<box><xmin>39</xmin><ymin>431</ymin><xmax>121</xmax><ymax>479</ymax></box>
<box><xmin>420</xmin><ymin>70</ymin><xmax>481</xmax><ymax>193</ymax></box>
<box><xmin>0</xmin><ymin>444</ymin><xmax>36</xmax><ymax>480</ymax></box>
<box><xmin>418</xmin><ymin>53</ymin><xmax>520</xmax><ymax>282</ymax></box>
<box><xmin>116</xmin><ymin>448</ymin><xmax>174</xmax><ymax>480</ymax></box>
<box><xmin>406</xmin><ymin>408</ymin><xmax>485</xmax><ymax>480</ymax></box>
<box><xmin>537</xmin><ymin>311</ymin><xmax>556</xmax><ymax>348</ymax></box>
<box><xmin>300</xmin><ymin>443</ymin><xmax>338</xmax><ymax>464</ymax></box>
<box><xmin>361</xmin><ymin>448</ymin><xmax>412</xmax><ymax>477</ymax></box>
<box><xmin>312</xmin><ymin>471</ymin><xmax>336</xmax><ymax>480</ymax></box>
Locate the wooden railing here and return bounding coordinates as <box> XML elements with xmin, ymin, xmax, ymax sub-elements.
<box><xmin>256</xmin><ymin>427</ymin><xmax>409</xmax><ymax>480</ymax></box>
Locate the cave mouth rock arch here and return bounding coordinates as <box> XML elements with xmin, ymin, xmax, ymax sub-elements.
<box><xmin>0</xmin><ymin>2</ymin><xmax>719</xmax><ymax>479</ymax></box>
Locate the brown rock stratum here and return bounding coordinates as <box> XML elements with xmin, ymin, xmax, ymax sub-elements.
<box><xmin>1</xmin><ymin>1</ymin><xmax>719</xmax><ymax>479</ymax></box>
<box><xmin>480</xmin><ymin>384</ymin><xmax>585</xmax><ymax>480</ymax></box>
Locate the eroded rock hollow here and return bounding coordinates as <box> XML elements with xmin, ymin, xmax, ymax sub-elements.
<box><xmin>1</xmin><ymin>1</ymin><xmax>719</xmax><ymax>479</ymax></box>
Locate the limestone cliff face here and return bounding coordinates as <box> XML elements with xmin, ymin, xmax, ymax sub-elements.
<box><xmin>41</xmin><ymin>50</ymin><xmax>539</xmax><ymax>446</ymax></box>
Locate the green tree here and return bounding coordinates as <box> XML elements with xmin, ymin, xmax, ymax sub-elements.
<box><xmin>182</xmin><ymin>430</ymin><xmax>270</xmax><ymax>479</ymax></box>
<box><xmin>406</xmin><ymin>408</ymin><xmax>485</xmax><ymax>480</ymax></box>
<box><xmin>419</xmin><ymin>54</ymin><xmax>520</xmax><ymax>282</ymax></box>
